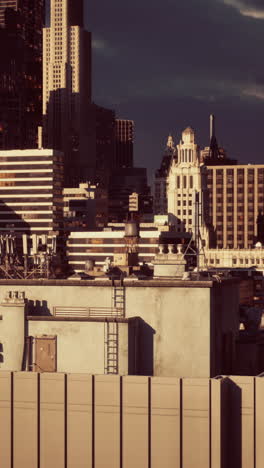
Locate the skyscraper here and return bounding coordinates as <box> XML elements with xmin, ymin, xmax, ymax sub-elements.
<box><xmin>0</xmin><ymin>0</ymin><xmax>44</xmax><ymax>149</ymax></box>
<box><xmin>0</xmin><ymin>1</ymin><xmax>17</xmax><ymax>26</ymax></box>
<box><xmin>114</xmin><ymin>119</ymin><xmax>134</xmax><ymax>168</ymax></box>
<box><xmin>43</xmin><ymin>0</ymin><xmax>93</xmax><ymax>186</ymax></box>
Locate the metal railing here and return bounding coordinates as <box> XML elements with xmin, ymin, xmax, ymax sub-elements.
<box><xmin>53</xmin><ymin>306</ymin><xmax>124</xmax><ymax>318</ymax></box>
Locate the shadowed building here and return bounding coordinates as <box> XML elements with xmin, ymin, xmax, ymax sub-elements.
<box><xmin>94</xmin><ymin>104</ymin><xmax>115</xmax><ymax>188</ymax></box>
<box><xmin>108</xmin><ymin>167</ymin><xmax>152</xmax><ymax>222</ymax></box>
<box><xmin>0</xmin><ymin>0</ymin><xmax>17</xmax><ymax>25</ymax></box>
<box><xmin>154</xmin><ymin>135</ymin><xmax>176</xmax><ymax>215</ymax></box>
<box><xmin>114</xmin><ymin>119</ymin><xmax>134</xmax><ymax>168</ymax></box>
<box><xmin>0</xmin><ymin>1</ymin><xmax>44</xmax><ymax>149</ymax></box>
<box><xmin>43</xmin><ymin>0</ymin><xmax>93</xmax><ymax>186</ymax></box>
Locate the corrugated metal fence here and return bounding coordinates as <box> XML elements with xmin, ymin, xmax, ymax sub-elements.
<box><xmin>0</xmin><ymin>372</ymin><xmax>263</xmax><ymax>468</ymax></box>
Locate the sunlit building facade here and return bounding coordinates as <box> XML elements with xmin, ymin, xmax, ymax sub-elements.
<box><xmin>43</xmin><ymin>0</ymin><xmax>92</xmax><ymax>186</ymax></box>
<box><xmin>0</xmin><ymin>149</ymin><xmax>63</xmax><ymax>233</ymax></box>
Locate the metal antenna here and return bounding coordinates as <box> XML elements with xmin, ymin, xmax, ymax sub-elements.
<box><xmin>183</xmin><ymin>191</ymin><xmax>208</xmax><ymax>277</ymax></box>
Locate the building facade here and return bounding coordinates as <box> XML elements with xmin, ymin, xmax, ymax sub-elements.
<box><xmin>0</xmin><ymin>0</ymin><xmax>44</xmax><ymax>149</ymax></box>
<box><xmin>167</xmin><ymin>127</ymin><xmax>209</xmax><ymax>245</ymax></box>
<box><xmin>67</xmin><ymin>229</ymin><xmax>160</xmax><ymax>271</ymax></box>
<box><xmin>108</xmin><ymin>167</ymin><xmax>152</xmax><ymax>222</ymax></box>
<box><xmin>94</xmin><ymin>104</ymin><xmax>115</xmax><ymax>188</ymax></box>
<box><xmin>0</xmin><ymin>149</ymin><xmax>63</xmax><ymax>233</ymax></box>
<box><xmin>63</xmin><ymin>182</ymin><xmax>108</xmax><ymax>230</ymax></box>
<box><xmin>114</xmin><ymin>119</ymin><xmax>134</xmax><ymax>168</ymax></box>
<box><xmin>201</xmin><ymin>247</ymin><xmax>264</xmax><ymax>270</ymax></box>
<box><xmin>158</xmin><ymin>119</ymin><xmax>264</xmax><ymax>249</ymax></box>
<box><xmin>43</xmin><ymin>0</ymin><xmax>92</xmax><ymax>186</ymax></box>
<box><xmin>0</xmin><ymin>0</ymin><xmax>17</xmax><ymax>26</ymax></box>
<box><xmin>206</xmin><ymin>165</ymin><xmax>264</xmax><ymax>249</ymax></box>
<box><xmin>154</xmin><ymin>135</ymin><xmax>175</xmax><ymax>215</ymax></box>
<box><xmin>0</xmin><ymin>275</ymin><xmax>239</xmax><ymax>378</ymax></box>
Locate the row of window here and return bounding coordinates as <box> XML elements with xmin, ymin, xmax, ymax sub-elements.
<box><xmin>175</xmin><ymin>175</ymin><xmax>193</xmax><ymax>189</ymax></box>
<box><xmin>209</xmin><ymin>257</ymin><xmax>264</xmax><ymax>265</ymax></box>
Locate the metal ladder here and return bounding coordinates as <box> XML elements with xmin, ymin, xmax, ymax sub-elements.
<box><xmin>112</xmin><ymin>279</ymin><xmax>125</xmax><ymax>313</ymax></box>
<box><xmin>104</xmin><ymin>320</ymin><xmax>119</xmax><ymax>374</ymax></box>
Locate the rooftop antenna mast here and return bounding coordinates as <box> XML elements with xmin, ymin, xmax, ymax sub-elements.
<box><xmin>0</xmin><ymin>234</ymin><xmax>24</xmax><ymax>279</ymax></box>
<box><xmin>22</xmin><ymin>233</ymin><xmax>58</xmax><ymax>279</ymax></box>
<box><xmin>210</xmin><ymin>113</ymin><xmax>215</xmax><ymax>141</ymax></box>
<box><xmin>183</xmin><ymin>191</ymin><xmax>208</xmax><ymax>276</ymax></box>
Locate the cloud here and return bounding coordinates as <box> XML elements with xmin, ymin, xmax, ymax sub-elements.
<box><xmin>87</xmin><ymin>0</ymin><xmax>264</xmax><ymax>172</ymax></box>
<box><xmin>92</xmin><ymin>38</ymin><xmax>117</xmax><ymax>57</ymax></box>
<box><xmin>222</xmin><ymin>0</ymin><xmax>264</xmax><ymax>19</ymax></box>
<box><xmin>242</xmin><ymin>85</ymin><xmax>264</xmax><ymax>100</ymax></box>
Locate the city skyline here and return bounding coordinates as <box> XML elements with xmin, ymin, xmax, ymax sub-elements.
<box><xmin>88</xmin><ymin>0</ymin><xmax>264</xmax><ymax>178</ymax></box>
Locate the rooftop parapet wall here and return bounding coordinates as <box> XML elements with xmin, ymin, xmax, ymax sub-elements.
<box><xmin>0</xmin><ymin>373</ymin><xmax>263</xmax><ymax>468</ymax></box>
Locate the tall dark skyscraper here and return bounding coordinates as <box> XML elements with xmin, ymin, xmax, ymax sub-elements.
<box><xmin>0</xmin><ymin>1</ymin><xmax>17</xmax><ymax>26</ymax></box>
<box><xmin>115</xmin><ymin>119</ymin><xmax>134</xmax><ymax>168</ymax></box>
<box><xmin>0</xmin><ymin>0</ymin><xmax>44</xmax><ymax>149</ymax></box>
<box><xmin>43</xmin><ymin>0</ymin><xmax>93</xmax><ymax>187</ymax></box>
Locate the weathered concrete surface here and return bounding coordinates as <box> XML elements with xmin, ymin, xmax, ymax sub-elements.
<box><xmin>28</xmin><ymin>320</ymin><xmax>129</xmax><ymax>375</ymax></box>
<box><xmin>0</xmin><ymin>299</ymin><xmax>25</xmax><ymax>371</ymax></box>
<box><xmin>126</xmin><ymin>286</ymin><xmax>211</xmax><ymax>377</ymax></box>
<box><xmin>0</xmin><ymin>279</ymin><xmax>240</xmax><ymax>377</ymax></box>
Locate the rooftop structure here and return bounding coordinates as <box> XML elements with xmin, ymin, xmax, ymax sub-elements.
<box><xmin>0</xmin><ymin>276</ymin><xmax>239</xmax><ymax>378</ymax></box>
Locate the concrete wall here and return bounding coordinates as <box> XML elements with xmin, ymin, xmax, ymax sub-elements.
<box><xmin>210</xmin><ymin>281</ymin><xmax>240</xmax><ymax>376</ymax></box>
<box><xmin>126</xmin><ymin>286</ymin><xmax>212</xmax><ymax>377</ymax></box>
<box><xmin>0</xmin><ymin>279</ymin><xmax>240</xmax><ymax>378</ymax></box>
<box><xmin>0</xmin><ymin>297</ymin><xmax>26</xmax><ymax>371</ymax></box>
<box><xmin>28</xmin><ymin>320</ymin><xmax>129</xmax><ymax>375</ymax></box>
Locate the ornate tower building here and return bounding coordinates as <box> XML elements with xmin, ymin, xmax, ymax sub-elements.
<box><xmin>167</xmin><ymin>127</ymin><xmax>209</xmax><ymax>243</ymax></box>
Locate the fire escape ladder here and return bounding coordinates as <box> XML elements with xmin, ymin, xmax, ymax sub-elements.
<box><xmin>104</xmin><ymin>320</ymin><xmax>119</xmax><ymax>374</ymax></box>
<box><xmin>112</xmin><ymin>279</ymin><xmax>125</xmax><ymax>314</ymax></box>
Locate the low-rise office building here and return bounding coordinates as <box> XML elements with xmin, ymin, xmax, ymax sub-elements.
<box><xmin>0</xmin><ymin>149</ymin><xmax>64</xmax><ymax>233</ymax></box>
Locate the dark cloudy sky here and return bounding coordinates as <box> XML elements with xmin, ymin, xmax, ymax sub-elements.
<box><xmin>86</xmin><ymin>0</ymin><xmax>264</xmax><ymax>181</ymax></box>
